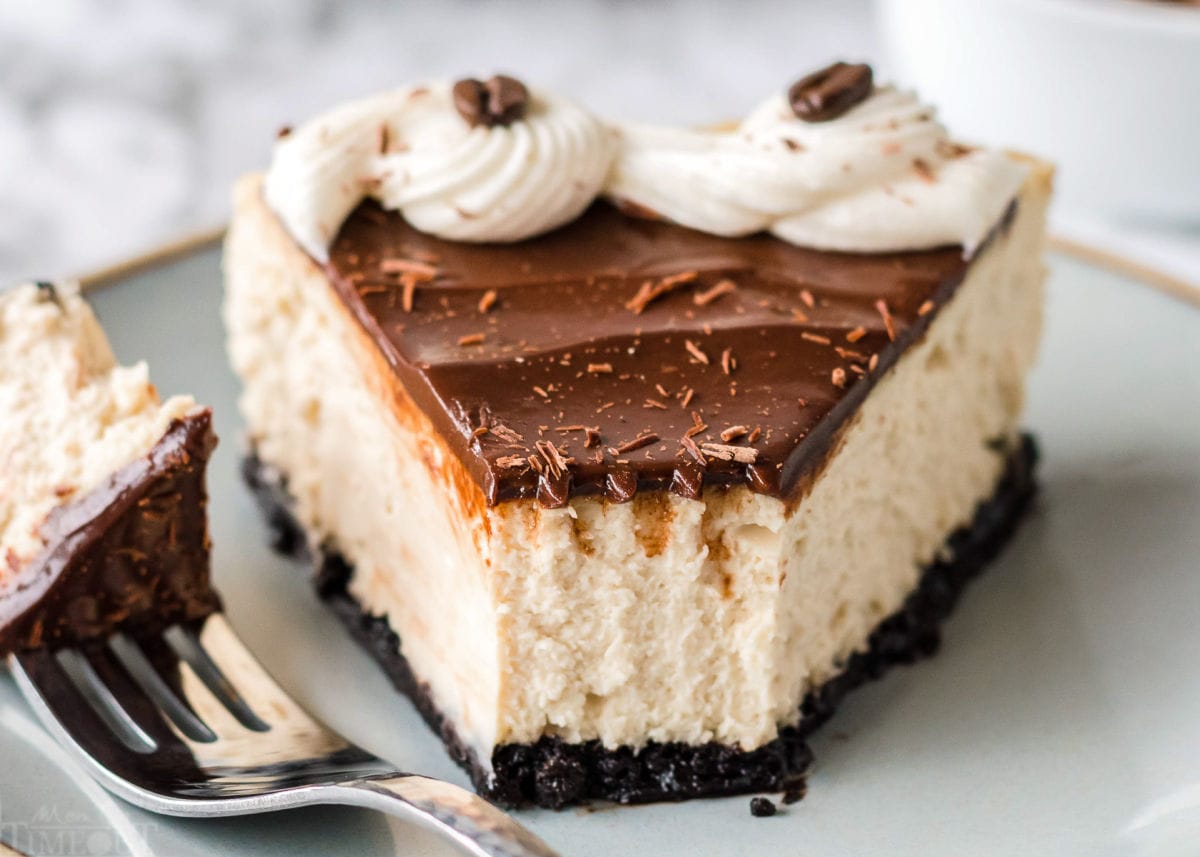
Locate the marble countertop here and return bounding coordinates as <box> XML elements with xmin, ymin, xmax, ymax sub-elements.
<box><xmin>0</xmin><ymin>0</ymin><xmax>874</xmax><ymax>284</ymax></box>
<box><xmin>1</xmin><ymin>0</ymin><xmax>1195</xmax><ymax>290</ymax></box>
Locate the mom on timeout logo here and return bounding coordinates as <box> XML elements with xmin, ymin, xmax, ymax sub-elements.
<box><xmin>0</xmin><ymin>797</ymin><xmax>154</xmax><ymax>857</ymax></box>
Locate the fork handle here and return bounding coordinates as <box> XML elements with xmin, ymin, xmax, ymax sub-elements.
<box><xmin>329</xmin><ymin>774</ymin><xmax>560</xmax><ymax>857</ymax></box>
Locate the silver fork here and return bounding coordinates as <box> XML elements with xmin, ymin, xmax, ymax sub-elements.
<box><xmin>7</xmin><ymin>614</ymin><xmax>559</xmax><ymax>857</ymax></box>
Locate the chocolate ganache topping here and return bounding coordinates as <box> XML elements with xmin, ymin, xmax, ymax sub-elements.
<box><xmin>0</xmin><ymin>412</ymin><xmax>221</xmax><ymax>653</ymax></box>
<box><xmin>325</xmin><ymin>199</ymin><xmax>1016</xmax><ymax>509</ymax></box>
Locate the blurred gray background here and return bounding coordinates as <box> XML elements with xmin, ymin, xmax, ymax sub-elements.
<box><xmin>1</xmin><ymin>0</ymin><xmax>1196</xmax><ymax>288</ymax></box>
<box><xmin>0</xmin><ymin>0</ymin><xmax>874</xmax><ymax>283</ymax></box>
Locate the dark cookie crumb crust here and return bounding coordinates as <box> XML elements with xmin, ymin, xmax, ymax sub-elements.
<box><xmin>749</xmin><ymin>796</ymin><xmax>778</xmax><ymax>818</ymax></box>
<box><xmin>243</xmin><ymin>435</ymin><xmax>1037</xmax><ymax>809</ymax></box>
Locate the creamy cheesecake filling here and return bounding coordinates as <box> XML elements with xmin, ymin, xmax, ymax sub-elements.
<box><xmin>0</xmin><ymin>283</ymin><xmax>197</xmax><ymax>566</ymax></box>
<box><xmin>225</xmin><ymin>166</ymin><xmax>1047</xmax><ymax>762</ymax></box>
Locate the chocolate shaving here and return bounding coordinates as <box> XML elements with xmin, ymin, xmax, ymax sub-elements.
<box><xmin>846</xmin><ymin>326</ymin><xmax>867</xmax><ymax>343</ymax></box>
<box><xmin>800</xmin><ymin>289</ymin><xmax>815</xmax><ymax>309</ymax></box>
<box><xmin>912</xmin><ymin>158</ymin><xmax>936</xmax><ymax>184</ymax></box>
<box><xmin>721</xmin><ymin>347</ymin><xmax>736</xmax><ymax>375</ymax></box>
<box><xmin>615</xmin><ymin>432</ymin><xmax>659</xmax><ymax>454</ymax></box>
<box><xmin>679</xmin><ymin>434</ymin><xmax>707</xmax><ymax>465</ymax></box>
<box><xmin>700</xmin><ymin>442</ymin><xmax>758</xmax><ymax>464</ymax></box>
<box><xmin>720</xmin><ymin>425</ymin><xmax>749</xmax><ymax>442</ymax></box>
<box><xmin>535</xmin><ymin>440</ymin><xmax>569</xmax><ymax>478</ymax></box>
<box><xmin>478</xmin><ymin>289</ymin><xmax>498</xmax><ymax>313</ymax></box>
<box><xmin>495</xmin><ymin>454</ymin><xmax>527</xmax><ymax>470</ymax></box>
<box><xmin>693</xmin><ymin>279</ymin><xmax>737</xmax><ymax>307</ymax></box>
<box><xmin>918</xmin><ymin>300</ymin><xmax>935</xmax><ymax>316</ymax></box>
<box><xmin>626</xmin><ymin>271</ymin><xmax>698</xmax><ymax>314</ymax></box>
<box><xmin>831</xmin><ymin>367</ymin><xmax>847</xmax><ymax>388</ymax></box>
<box><xmin>490</xmin><ymin>424</ymin><xmax>525</xmax><ymax>447</ymax></box>
<box><xmin>585</xmin><ymin>428</ymin><xmax>602</xmax><ymax>448</ymax></box>
<box><xmin>801</xmin><ymin>332</ymin><xmax>831</xmax><ymax>345</ymax></box>
<box><xmin>587</xmin><ymin>362</ymin><xmax>613</xmax><ymax>374</ymax></box>
<box><xmin>684</xmin><ymin>340</ymin><xmax>710</xmax><ymax>365</ymax></box>
<box><xmin>874</xmin><ymin>298</ymin><xmax>897</xmax><ymax>341</ymax></box>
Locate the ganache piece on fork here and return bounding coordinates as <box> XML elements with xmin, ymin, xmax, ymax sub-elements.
<box><xmin>0</xmin><ymin>281</ymin><xmax>556</xmax><ymax>857</ymax></box>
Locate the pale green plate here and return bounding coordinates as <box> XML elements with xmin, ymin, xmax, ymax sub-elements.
<box><xmin>1</xmin><ymin>247</ymin><xmax>1197</xmax><ymax>857</ymax></box>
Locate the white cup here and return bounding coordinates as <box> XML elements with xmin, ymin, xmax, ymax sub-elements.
<box><xmin>875</xmin><ymin>0</ymin><xmax>1200</xmax><ymax>225</ymax></box>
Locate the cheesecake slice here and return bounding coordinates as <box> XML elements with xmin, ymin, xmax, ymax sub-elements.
<box><xmin>0</xmin><ymin>282</ymin><xmax>220</xmax><ymax>653</ymax></box>
<box><xmin>226</xmin><ymin>67</ymin><xmax>1050</xmax><ymax>807</ymax></box>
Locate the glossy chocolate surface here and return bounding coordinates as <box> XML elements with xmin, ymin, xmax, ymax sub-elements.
<box><xmin>0</xmin><ymin>412</ymin><xmax>221</xmax><ymax>653</ymax></box>
<box><xmin>327</xmin><ymin>201</ymin><xmax>1011</xmax><ymax>507</ymax></box>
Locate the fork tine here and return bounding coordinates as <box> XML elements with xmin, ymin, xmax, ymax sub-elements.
<box><xmin>163</xmin><ymin>624</ymin><xmax>269</xmax><ymax>732</ymax></box>
<box><xmin>48</xmin><ymin>647</ymin><xmax>158</xmax><ymax>754</ymax></box>
<box><xmin>69</xmin><ymin>642</ymin><xmax>189</xmax><ymax>752</ymax></box>
<box><xmin>13</xmin><ymin>644</ymin><xmax>185</xmax><ymax>778</ymax></box>
<box><xmin>109</xmin><ymin>632</ymin><xmax>217</xmax><ymax>744</ymax></box>
<box><xmin>179</xmin><ymin>615</ymin><xmax>332</xmax><ymax>733</ymax></box>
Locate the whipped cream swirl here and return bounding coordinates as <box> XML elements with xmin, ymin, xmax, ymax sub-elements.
<box><xmin>264</xmin><ymin>82</ymin><xmax>613</xmax><ymax>261</ymax></box>
<box><xmin>607</xmin><ymin>86</ymin><xmax>1027</xmax><ymax>256</ymax></box>
<box><xmin>265</xmin><ymin>78</ymin><xmax>1026</xmax><ymax>259</ymax></box>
